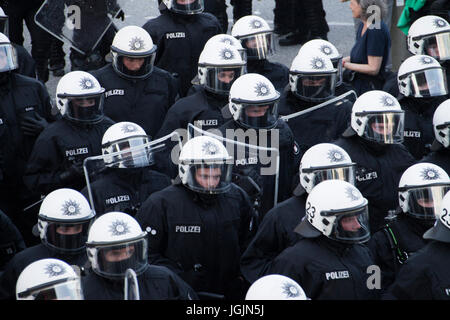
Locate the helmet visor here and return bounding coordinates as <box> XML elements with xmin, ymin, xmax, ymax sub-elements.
<box><xmin>184</xmin><ymin>162</ymin><xmax>233</xmax><ymax>194</ymax></box>
<box><xmin>171</xmin><ymin>0</ymin><xmax>204</xmax><ymax>14</ymax></box>
<box><xmin>114</xmin><ymin>54</ymin><xmax>156</xmax><ymax>79</ymax></box>
<box><xmin>310</xmin><ymin>165</ymin><xmax>356</xmax><ymax>189</ymax></box>
<box><xmin>20</xmin><ymin>278</ymin><xmax>83</xmax><ymax>300</ymax></box>
<box><xmin>106</xmin><ymin>136</ymin><xmax>154</xmax><ymax>168</ymax></box>
<box><xmin>409</xmin><ymin>68</ymin><xmax>448</xmax><ymax>97</ymax></box>
<box><xmin>362</xmin><ymin>112</ymin><xmax>405</xmax><ymax>144</ymax></box>
<box><xmin>423</xmin><ymin>32</ymin><xmax>450</xmax><ymax>61</ymax></box>
<box><xmin>240</xmin><ymin>32</ymin><xmax>275</xmax><ymax>60</ymax></box>
<box><xmin>205</xmin><ymin>66</ymin><xmax>245</xmax><ymax>95</ymax></box>
<box><xmin>406</xmin><ymin>185</ymin><xmax>450</xmax><ymax>219</ymax></box>
<box><xmin>331</xmin><ymin>57</ymin><xmax>343</xmax><ymax>86</ymax></box>
<box><xmin>0</xmin><ymin>43</ymin><xmax>18</xmax><ymax>72</ymax></box>
<box><xmin>0</xmin><ymin>17</ymin><xmax>9</xmax><ymax>37</ymax></box>
<box><xmin>66</xmin><ymin>94</ymin><xmax>104</xmax><ymax>123</ymax></box>
<box><xmin>294</xmin><ymin>73</ymin><xmax>337</xmax><ymax>102</ymax></box>
<box><xmin>238</xmin><ymin>102</ymin><xmax>279</xmax><ymax>129</ymax></box>
<box><xmin>96</xmin><ymin>238</ymin><xmax>148</xmax><ymax>279</ymax></box>
<box><xmin>330</xmin><ymin>206</ymin><xmax>370</xmax><ymax>243</ymax></box>
<box><xmin>45</xmin><ymin>221</ymin><xmax>92</xmax><ymax>253</ymax></box>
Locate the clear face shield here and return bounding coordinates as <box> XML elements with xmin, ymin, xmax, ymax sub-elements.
<box><xmin>0</xmin><ymin>43</ymin><xmax>18</xmax><ymax>72</ymax></box>
<box><xmin>408</xmin><ymin>68</ymin><xmax>448</xmax><ymax>97</ymax></box>
<box><xmin>171</xmin><ymin>0</ymin><xmax>204</xmax><ymax>14</ymax></box>
<box><xmin>331</xmin><ymin>57</ymin><xmax>343</xmax><ymax>86</ymax></box>
<box><xmin>240</xmin><ymin>32</ymin><xmax>275</xmax><ymax>60</ymax></box>
<box><xmin>238</xmin><ymin>101</ymin><xmax>279</xmax><ymax>129</ymax></box>
<box><xmin>423</xmin><ymin>32</ymin><xmax>450</xmax><ymax>61</ymax></box>
<box><xmin>104</xmin><ymin>136</ymin><xmax>154</xmax><ymax>168</ymax></box>
<box><xmin>360</xmin><ymin>111</ymin><xmax>405</xmax><ymax>144</ymax></box>
<box><xmin>64</xmin><ymin>94</ymin><xmax>105</xmax><ymax>123</ymax></box>
<box><xmin>293</xmin><ymin>73</ymin><xmax>337</xmax><ymax>102</ymax></box>
<box><xmin>17</xmin><ymin>278</ymin><xmax>83</xmax><ymax>300</ymax></box>
<box><xmin>304</xmin><ymin>164</ymin><xmax>356</xmax><ymax>189</ymax></box>
<box><xmin>42</xmin><ymin>219</ymin><xmax>93</xmax><ymax>254</ymax></box>
<box><xmin>114</xmin><ymin>53</ymin><xmax>156</xmax><ymax>79</ymax></box>
<box><xmin>94</xmin><ymin>238</ymin><xmax>148</xmax><ymax>279</ymax></box>
<box><xmin>404</xmin><ymin>184</ymin><xmax>450</xmax><ymax>219</ymax></box>
<box><xmin>204</xmin><ymin>65</ymin><xmax>245</xmax><ymax>95</ymax></box>
<box><xmin>0</xmin><ymin>17</ymin><xmax>9</xmax><ymax>37</ymax></box>
<box><xmin>328</xmin><ymin>205</ymin><xmax>370</xmax><ymax>243</ymax></box>
<box><xmin>185</xmin><ymin>162</ymin><xmax>233</xmax><ymax>194</ymax></box>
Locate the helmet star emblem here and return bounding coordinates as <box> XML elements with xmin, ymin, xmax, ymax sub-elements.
<box><xmin>346</xmin><ymin>186</ymin><xmax>361</xmax><ymax>201</ymax></box>
<box><xmin>45</xmin><ymin>263</ymin><xmax>66</xmax><ymax>277</ymax></box>
<box><xmin>121</xmin><ymin>123</ymin><xmax>138</xmax><ymax>133</ymax></box>
<box><xmin>311</xmin><ymin>57</ymin><xmax>326</xmax><ymax>70</ymax></box>
<box><xmin>129</xmin><ymin>37</ymin><xmax>146</xmax><ymax>51</ymax></box>
<box><xmin>255</xmin><ymin>82</ymin><xmax>270</xmax><ymax>96</ymax></box>
<box><xmin>202</xmin><ymin>141</ymin><xmax>219</xmax><ymax>155</ymax></box>
<box><xmin>320</xmin><ymin>45</ymin><xmax>333</xmax><ymax>55</ymax></box>
<box><xmin>380</xmin><ymin>95</ymin><xmax>396</xmax><ymax>107</ymax></box>
<box><xmin>421</xmin><ymin>167</ymin><xmax>440</xmax><ymax>180</ymax></box>
<box><xmin>250</xmin><ymin>19</ymin><xmax>263</xmax><ymax>29</ymax></box>
<box><xmin>420</xmin><ymin>56</ymin><xmax>434</xmax><ymax>65</ymax></box>
<box><xmin>220</xmin><ymin>48</ymin><xmax>235</xmax><ymax>60</ymax></box>
<box><xmin>109</xmin><ymin>220</ymin><xmax>130</xmax><ymax>236</ymax></box>
<box><xmin>61</xmin><ymin>200</ymin><xmax>81</xmax><ymax>216</ymax></box>
<box><xmin>327</xmin><ymin>149</ymin><xmax>345</xmax><ymax>162</ymax></box>
<box><xmin>79</xmin><ymin>77</ymin><xmax>94</xmax><ymax>90</ymax></box>
<box><xmin>434</xmin><ymin>18</ymin><xmax>447</xmax><ymax>28</ymax></box>
<box><xmin>282</xmin><ymin>282</ymin><xmax>300</xmax><ymax>298</ymax></box>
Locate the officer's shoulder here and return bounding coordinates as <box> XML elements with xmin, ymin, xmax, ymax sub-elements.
<box><xmin>144</xmin><ymin>264</ymin><xmax>178</xmax><ymax>280</ymax></box>
<box><xmin>11</xmin><ymin>73</ymin><xmax>45</xmax><ymax>89</ymax></box>
<box><xmin>198</xmin><ymin>12</ymin><xmax>221</xmax><ymax>26</ymax></box>
<box><xmin>37</xmin><ymin>119</ymin><xmax>68</xmax><ymax>139</ymax></box>
<box><xmin>267</xmin><ymin>60</ymin><xmax>289</xmax><ymax>71</ymax></box>
<box><xmin>152</xmin><ymin>66</ymin><xmax>175</xmax><ymax>80</ymax></box>
<box><xmin>89</xmin><ymin>63</ymin><xmax>113</xmax><ymax>79</ymax></box>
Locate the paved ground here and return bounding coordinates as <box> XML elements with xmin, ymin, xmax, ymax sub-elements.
<box><xmin>23</xmin><ymin>0</ymin><xmax>358</xmax><ymax>99</ymax></box>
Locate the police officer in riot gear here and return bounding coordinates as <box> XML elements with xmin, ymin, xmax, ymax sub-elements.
<box><xmin>0</xmin><ymin>188</ymin><xmax>94</xmax><ymax>300</ymax></box>
<box><xmin>267</xmin><ymin>180</ymin><xmax>379</xmax><ymax>300</ymax></box>
<box><xmin>397</xmin><ymin>55</ymin><xmax>448</xmax><ymax>160</ymax></box>
<box><xmin>334</xmin><ymin>90</ymin><xmax>416</xmax><ymax>233</ymax></box>
<box><xmin>135</xmin><ymin>135</ymin><xmax>254</xmax><ymax>300</ymax></box>
<box><xmin>81</xmin><ymin>211</ymin><xmax>196</xmax><ymax>300</ymax></box>
<box><xmin>155</xmin><ymin>43</ymin><xmax>245</xmax><ymax>178</ymax></box>
<box><xmin>81</xmin><ymin>122</ymin><xmax>171</xmax><ymax>217</ymax></box>
<box><xmin>219</xmin><ymin>73</ymin><xmax>296</xmax><ymax>218</ymax></box>
<box><xmin>422</xmin><ymin>99</ymin><xmax>450</xmax><ymax>175</ymax></box>
<box><xmin>143</xmin><ymin>0</ymin><xmax>222</xmax><ymax>97</ymax></box>
<box><xmin>240</xmin><ymin>143</ymin><xmax>356</xmax><ymax>284</ymax></box>
<box><xmin>369</xmin><ymin>163</ymin><xmax>450</xmax><ymax>290</ymax></box>
<box><xmin>24</xmin><ymin>71</ymin><xmax>114</xmax><ymax>195</ymax></box>
<box><xmin>90</xmin><ymin>26</ymin><xmax>179</xmax><ymax>139</ymax></box>
<box><xmin>0</xmin><ymin>209</ymin><xmax>26</xmax><ymax>274</ymax></box>
<box><xmin>231</xmin><ymin>15</ymin><xmax>289</xmax><ymax>92</ymax></box>
<box><xmin>383</xmin><ymin>190</ymin><xmax>450</xmax><ymax>299</ymax></box>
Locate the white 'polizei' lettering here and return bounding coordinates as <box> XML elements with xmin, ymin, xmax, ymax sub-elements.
<box><xmin>65</xmin><ymin>147</ymin><xmax>89</xmax><ymax>157</ymax></box>
<box><xmin>325</xmin><ymin>270</ymin><xmax>350</xmax><ymax>281</ymax></box>
<box><xmin>175</xmin><ymin>225</ymin><xmax>201</xmax><ymax>233</ymax></box>
<box><xmin>105</xmin><ymin>89</ymin><xmax>125</xmax><ymax>98</ymax></box>
<box><xmin>403</xmin><ymin>130</ymin><xmax>421</xmax><ymax>138</ymax></box>
<box><xmin>105</xmin><ymin>195</ymin><xmax>131</xmax><ymax>205</ymax></box>
<box><xmin>356</xmin><ymin>171</ymin><xmax>378</xmax><ymax>182</ymax></box>
<box><xmin>235</xmin><ymin>157</ymin><xmax>258</xmax><ymax>166</ymax></box>
<box><xmin>194</xmin><ymin>119</ymin><xmax>218</xmax><ymax>127</ymax></box>
<box><xmin>166</xmin><ymin>32</ymin><xmax>186</xmax><ymax>39</ymax></box>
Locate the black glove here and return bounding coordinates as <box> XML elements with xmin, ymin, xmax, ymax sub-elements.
<box><xmin>20</xmin><ymin>113</ymin><xmax>48</xmax><ymax>137</ymax></box>
<box><xmin>116</xmin><ymin>9</ymin><xmax>125</xmax><ymax>21</ymax></box>
<box><xmin>59</xmin><ymin>161</ymin><xmax>84</xmax><ymax>184</ymax></box>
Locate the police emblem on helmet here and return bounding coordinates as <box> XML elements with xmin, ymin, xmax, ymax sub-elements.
<box><xmin>346</xmin><ymin>187</ymin><xmax>361</xmax><ymax>201</ymax></box>
<box><xmin>79</xmin><ymin>77</ymin><xmax>94</xmax><ymax>90</ymax></box>
<box><xmin>320</xmin><ymin>45</ymin><xmax>333</xmax><ymax>56</ymax></box>
<box><xmin>380</xmin><ymin>95</ymin><xmax>396</xmax><ymax>107</ymax></box>
<box><xmin>311</xmin><ymin>57</ymin><xmax>326</xmax><ymax>70</ymax></box>
<box><xmin>250</xmin><ymin>19</ymin><xmax>263</xmax><ymax>29</ymax></box>
<box><xmin>327</xmin><ymin>149</ymin><xmax>345</xmax><ymax>163</ymax></box>
<box><xmin>220</xmin><ymin>48</ymin><xmax>235</xmax><ymax>60</ymax></box>
<box><xmin>421</xmin><ymin>167</ymin><xmax>440</xmax><ymax>180</ymax></box>
<box><xmin>109</xmin><ymin>220</ymin><xmax>130</xmax><ymax>236</ymax></box>
<box><xmin>129</xmin><ymin>37</ymin><xmax>145</xmax><ymax>51</ymax></box>
<box><xmin>420</xmin><ymin>56</ymin><xmax>434</xmax><ymax>65</ymax></box>
<box><xmin>255</xmin><ymin>82</ymin><xmax>270</xmax><ymax>97</ymax></box>
<box><xmin>121</xmin><ymin>123</ymin><xmax>138</xmax><ymax>133</ymax></box>
<box><xmin>61</xmin><ymin>200</ymin><xmax>81</xmax><ymax>216</ymax></box>
<box><xmin>202</xmin><ymin>141</ymin><xmax>219</xmax><ymax>155</ymax></box>
<box><xmin>282</xmin><ymin>282</ymin><xmax>300</xmax><ymax>298</ymax></box>
<box><xmin>220</xmin><ymin>37</ymin><xmax>234</xmax><ymax>46</ymax></box>
<box><xmin>434</xmin><ymin>18</ymin><xmax>448</xmax><ymax>28</ymax></box>
<box><xmin>45</xmin><ymin>263</ymin><xmax>66</xmax><ymax>277</ymax></box>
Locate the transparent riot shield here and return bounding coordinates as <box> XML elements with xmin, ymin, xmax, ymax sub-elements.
<box><xmin>34</xmin><ymin>0</ymin><xmax>124</xmax><ymax>55</ymax></box>
<box><xmin>124</xmin><ymin>268</ymin><xmax>140</xmax><ymax>300</ymax></box>
<box><xmin>83</xmin><ymin>132</ymin><xmax>182</xmax><ymax>216</ymax></box>
<box><xmin>187</xmin><ymin>123</ymin><xmax>280</xmax><ymax>209</ymax></box>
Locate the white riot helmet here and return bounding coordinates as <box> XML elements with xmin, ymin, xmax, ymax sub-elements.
<box><xmin>56</xmin><ymin>71</ymin><xmax>105</xmax><ymax>124</ymax></box>
<box><xmin>245</xmin><ymin>274</ymin><xmax>308</xmax><ymax>300</ymax></box>
<box><xmin>228</xmin><ymin>73</ymin><xmax>280</xmax><ymax>129</ymax></box>
<box><xmin>349</xmin><ymin>90</ymin><xmax>405</xmax><ymax>144</ymax></box>
<box><xmin>111</xmin><ymin>26</ymin><xmax>157</xmax><ymax>80</ymax></box>
<box><xmin>295</xmin><ymin>180</ymin><xmax>370</xmax><ymax>244</ymax></box>
<box><xmin>178</xmin><ymin>135</ymin><xmax>233</xmax><ymax>194</ymax></box>
<box><xmin>198</xmin><ymin>43</ymin><xmax>246</xmax><ymax>95</ymax></box>
<box><xmin>101</xmin><ymin>122</ymin><xmax>153</xmax><ymax>168</ymax></box>
<box><xmin>298</xmin><ymin>39</ymin><xmax>343</xmax><ymax>86</ymax></box>
<box><xmin>295</xmin><ymin>143</ymin><xmax>356</xmax><ymax>195</ymax></box>
<box><xmin>407</xmin><ymin>15</ymin><xmax>450</xmax><ymax>62</ymax></box>
<box><xmin>86</xmin><ymin>211</ymin><xmax>148</xmax><ymax>279</ymax></box>
<box><xmin>432</xmin><ymin>99</ymin><xmax>450</xmax><ymax>149</ymax></box>
<box><xmin>0</xmin><ymin>7</ymin><xmax>9</xmax><ymax>37</ymax></box>
<box><xmin>424</xmin><ymin>191</ymin><xmax>450</xmax><ymax>243</ymax></box>
<box><xmin>0</xmin><ymin>32</ymin><xmax>17</xmax><ymax>73</ymax></box>
<box><xmin>37</xmin><ymin>188</ymin><xmax>95</xmax><ymax>254</ymax></box>
<box><xmin>397</xmin><ymin>55</ymin><xmax>448</xmax><ymax>97</ymax></box>
<box><xmin>162</xmin><ymin>0</ymin><xmax>204</xmax><ymax>14</ymax></box>
<box><xmin>289</xmin><ymin>50</ymin><xmax>337</xmax><ymax>102</ymax></box>
<box><xmin>398</xmin><ymin>163</ymin><xmax>450</xmax><ymax>220</ymax></box>
<box><xmin>204</xmin><ymin>34</ymin><xmax>246</xmax><ymax>63</ymax></box>
<box><xmin>16</xmin><ymin>259</ymin><xmax>83</xmax><ymax>300</ymax></box>
<box><xmin>231</xmin><ymin>15</ymin><xmax>275</xmax><ymax>60</ymax></box>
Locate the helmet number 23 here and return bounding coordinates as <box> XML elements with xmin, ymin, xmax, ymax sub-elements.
<box><xmin>442</xmin><ymin>208</ymin><xmax>450</xmax><ymax>227</ymax></box>
<box><xmin>306</xmin><ymin>201</ymin><xmax>316</xmax><ymax>219</ymax></box>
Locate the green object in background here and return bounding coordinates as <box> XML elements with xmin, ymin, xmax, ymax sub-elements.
<box><xmin>397</xmin><ymin>0</ymin><xmax>427</xmax><ymax>34</ymax></box>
